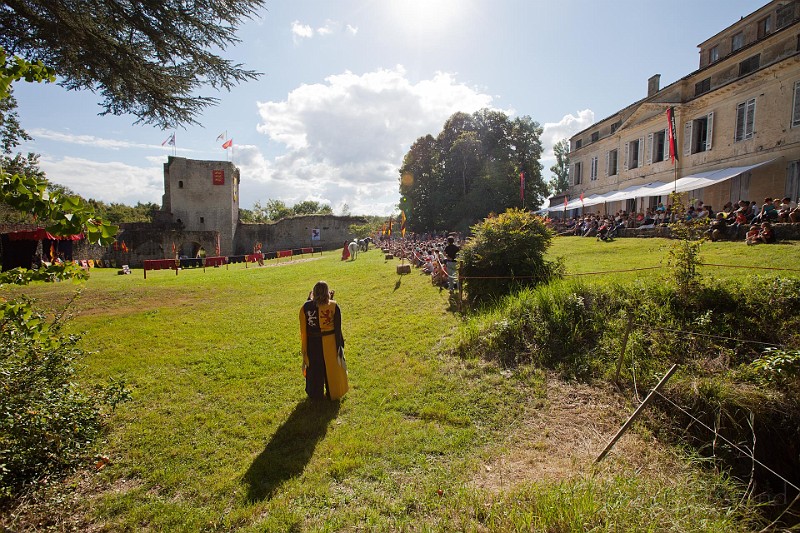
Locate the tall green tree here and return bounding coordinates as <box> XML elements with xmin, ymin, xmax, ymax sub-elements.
<box><xmin>0</xmin><ymin>0</ymin><xmax>265</xmax><ymax>127</ymax></box>
<box><xmin>549</xmin><ymin>139</ymin><xmax>570</xmax><ymax>195</ymax></box>
<box><xmin>399</xmin><ymin>109</ymin><xmax>546</xmax><ymax>232</ymax></box>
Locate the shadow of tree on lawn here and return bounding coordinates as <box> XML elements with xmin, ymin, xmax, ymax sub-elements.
<box><xmin>243</xmin><ymin>398</ymin><xmax>340</xmax><ymax>502</ymax></box>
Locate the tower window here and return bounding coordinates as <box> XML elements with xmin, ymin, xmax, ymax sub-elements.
<box><xmin>178</xmin><ymin>180</ymin><xmax>184</xmax><ymax>188</ymax></box>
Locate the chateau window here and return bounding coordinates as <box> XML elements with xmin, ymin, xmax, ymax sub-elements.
<box><xmin>731</xmin><ymin>31</ymin><xmax>744</xmax><ymax>52</ymax></box>
<box><xmin>590</xmin><ymin>156</ymin><xmax>598</xmax><ymax>181</ymax></box>
<box><xmin>684</xmin><ymin>113</ymin><xmax>714</xmax><ymax>155</ymax></box>
<box><xmin>735</xmin><ymin>98</ymin><xmax>756</xmax><ymax>142</ymax></box>
<box><xmin>777</xmin><ymin>3</ymin><xmax>795</xmax><ymax>29</ymax></box>
<box><xmin>757</xmin><ymin>15</ymin><xmax>772</xmax><ymax>39</ymax></box>
<box><xmin>607</xmin><ymin>149</ymin><xmax>618</xmax><ymax>177</ymax></box>
<box><xmin>792</xmin><ymin>81</ymin><xmax>800</xmax><ymax>127</ymax></box>
<box><xmin>573</xmin><ymin>162</ymin><xmax>582</xmax><ymax>185</ymax></box>
<box><xmin>695</xmin><ymin>77</ymin><xmax>711</xmax><ymax>96</ymax></box>
<box><xmin>709</xmin><ymin>45</ymin><xmax>720</xmax><ymax>63</ymax></box>
<box><xmin>625</xmin><ymin>138</ymin><xmax>642</xmax><ymax>170</ymax></box>
<box><xmin>610</xmin><ymin>122</ymin><xmax>620</xmax><ymax>134</ymax></box>
<box><xmin>590</xmin><ymin>131</ymin><xmax>599</xmax><ymax>142</ymax></box>
<box><xmin>178</xmin><ymin>180</ymin><xmax>184</xmax><ymax>188</ymax></box>
<box><xmin>575</xmin><ymin>139</ymin><xmax>583</xmax><ymax>149</ymax></box>
<box><xmin>200</xmin><ymin>217</ymin><xmax>205</xmax><ymax>224</ymax></box>
<box><xmin>738</xmin><ymin>54</ymin><xmax>760</xmax><ymax>77</ymax></box>
<box><xmin>650</xmin><ymin>130</ymin><xmax>667</xmax><ymax>163</ymax></box>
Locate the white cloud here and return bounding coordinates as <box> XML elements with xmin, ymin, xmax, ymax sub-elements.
<box><xmin>290</xmin><ymin>19</ymin><xmax>358</xmax><ymax>41</ymax></box>
<box><xmin>29</xmin><ymin>128</ymin><xmax>179</xmax><ymax>151</ymax></box>
<box><xmin>291</xmin><ymin>20</ymin><xmax>314</xmax><ymax>40</ymax></box>
<box><xmin>540</xmin><ymin>109</ymin><xmax>594</xmax><ymax>168</ymax></box>
<box><xmin>253</xmin><ymin>66</ymin><xmax>497</xmax><ymax>215</ymax></box>
<box><xmin>38</xmin><ymin>156</ymin><xmax>164</xmax><ymax>205</ymax></box>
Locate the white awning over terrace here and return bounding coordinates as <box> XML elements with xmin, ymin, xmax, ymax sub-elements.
<box><xmin>547</xmin><ymin>159</ymin><xmax>775</xmax><ymax>212</ymax></box>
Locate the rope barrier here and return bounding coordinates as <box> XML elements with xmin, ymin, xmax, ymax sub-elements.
<box><xmin>636</xmin><ymin>323</ymin><xmax>784</xmax><ymax>349</ymax></box>
<box><xmin>456</xmin><ymin>261</ymin><xmax>800</xmax><ymax>281</ymax></box>
<box><xmin>653</xmin><ymin>390</ymin><xmax>800</xmax><ymax>493</ymax></box>
<box><xmin>699</xmin><ymin>263</ymin><xmax>800</xmax><ymax>273</ymax></box>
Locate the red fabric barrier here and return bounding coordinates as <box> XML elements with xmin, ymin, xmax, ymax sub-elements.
<box><xmin>277</xmin><ymin>250</ymin><xmax>293</xmax><ymax>258</ymax></box>
<box><xmin>205</xmin><ymin>256</ymin><xmax>226</xmax><ymax>267</ymax></box>
<box><xmin>144</xmin><ymin>259</ymin><xmax>178</xmax><ymax>271</ymax></box>
<box><xmin>246</xmin><ymin>253</ymin><xmax>263</xmax><ymax>263</ymax></box>
<box><xmin>301</xmin><ymin>247</ymin><xmax>313</xmax><ymax>254</ymax></box>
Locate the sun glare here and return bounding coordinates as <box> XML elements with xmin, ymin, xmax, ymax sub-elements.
<box><xmin>389</xmin><ymin>0</ymin><xmax>465</xmax><ymax>33</ymax></box>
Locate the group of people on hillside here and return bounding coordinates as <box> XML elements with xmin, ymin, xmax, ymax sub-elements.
<box><xmin>380</xmin><ymin>233</ymin><xmax>462</xmax><ymax>292</ymax></box>
<box><xmin>554</xmin><ymin>196</ymin><xmax>800</xmax><ymax>244</ymax></box>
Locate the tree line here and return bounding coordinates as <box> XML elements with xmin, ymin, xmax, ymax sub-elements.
<box><xmin>398</xmin><ymin>109</ymin><xmax>548</xmax><ymax>233</ymax></box>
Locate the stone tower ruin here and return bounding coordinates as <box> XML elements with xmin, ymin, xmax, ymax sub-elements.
<box><xmin>161</xmin><ymin>156</ymin><xmax>239</xmax><ymax>256</ymax></box>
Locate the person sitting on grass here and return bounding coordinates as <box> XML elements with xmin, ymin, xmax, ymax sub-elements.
<box><xmin>790</xmin><ymin>199</ymin><xmax>800</xmax><ymax>223</ymax></box>
<box><xmin>755</xmin><ymin>197</ymin><xmax>778</xmax><ymax>223</ymax></box>
<box><xmin>704</xmin><ymin>212</ymin><xmax>728</xmax><ymax>241</ymax></box>
<box><xmin>745</xmin><ymin>225</ymin><xmax>761</xmax><ymax>245</ymax></box>
<box><xmin>758</xmin><ymin>221</ymin><xmax>776</xmax><ymax>244</ymax></box>
<box><xmin>777</xmin><ymin>197</ymin><xmax>793</xmax><ymax>223</ymax></box>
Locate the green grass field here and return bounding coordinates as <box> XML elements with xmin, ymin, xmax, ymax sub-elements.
<box><xmin>6</xmin><ymin>237</ymin><xmax>798</xmax><ymax>531</ymax></box>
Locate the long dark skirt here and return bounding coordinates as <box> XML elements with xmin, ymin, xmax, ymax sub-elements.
<box><xmin>305</xmin><ymin>339</ymin><xmax>328</xmax><ymax>400</ymax></box>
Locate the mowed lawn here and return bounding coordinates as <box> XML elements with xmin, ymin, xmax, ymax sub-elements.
<box><xmin>7</xmin><ymin>237</ymin><xmax>799</xmax><ymax>531</ymax></box>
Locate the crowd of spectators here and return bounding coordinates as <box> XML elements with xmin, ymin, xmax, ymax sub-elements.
<box><xmin>376</xmin><ymin>232</ymin><xmax>462</xmax><ymax>288</ymax></box>
<box><xmin>550</xmin><ymin>196</ymin><xmax>800</xmax><ymax>244</ymax></box>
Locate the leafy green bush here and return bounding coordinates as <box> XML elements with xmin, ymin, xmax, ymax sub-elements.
<box><xmin>0</xmin><ymin>297</ymin><xmax>129</xmax><ymax>500</ymax></box>
<box><xmin>750</xmin><ymin>348</ymin><xmax>800</xmax><ymax>385</ymax></box>
<box><xmin>460</xmin><ymin>208</ymin><xmax>562</xmax><ymax>306</ymax></box>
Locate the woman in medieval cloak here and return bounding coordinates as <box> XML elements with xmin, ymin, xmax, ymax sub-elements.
<box><xmin>341</xmin><ymin>241</ymin><xmax>350</xmax><ymax>261</ymax></box>
<box><xmin>300</xmin><ymin>281</ymin><xmax>349</xmax><ymax>400</ymax></box>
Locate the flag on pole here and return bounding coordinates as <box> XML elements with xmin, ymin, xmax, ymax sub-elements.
<box><xmin>216</xmin><ymin>132</ymin><xmax>226</xmax><ymax>142</ymax></box>
<box><xmin>564</xmin><ymin>196</ymin><xmax>569</xmax><ymax>207</ymax></box>
<box><xmin>121</xmin><ymin>241</ymin><xmax>128</xmax><ymax>253</ymax></box>
<box><xmin>388</xmin><ymin>217</ymin><xmax>393</xmax><ymax>238</ymax></box>
<box><xmin>519</xmin><ymin>171</ymin><xmax>525</xmax><ymax>201</ymax></box>
<box><xmin>162</xmin><ymin>132</ymin><xmax>175</xmax><ymax>146</ymax></box>
<box><xmin>222</xmin><ymin>139</ymin><xmax>233</xmax><ymax>149</ymax></box>
<box><xmin>666</xmin><ymin>107</ymin><xmax>679</xmax><ymax>164</ymax></box>
<box><xmin>580</xmin><ymin>192</ymin><xmax>585</xmax><ymax>205</ymax></box>
<box><xmin>381</xmin><ymin>223</ymin><xmax>386</xmax><ymax>236</ymax></box>
<box><xmin>401</xmin><ymin>211</ymin><xmax>407</xmax><ymax>238</ymax></box>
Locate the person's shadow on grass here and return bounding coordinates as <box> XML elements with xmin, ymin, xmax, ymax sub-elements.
<box><xmin>243</xmin><ymin>398</ymin><xmax>340</xmax><ymax>502</ymax></box>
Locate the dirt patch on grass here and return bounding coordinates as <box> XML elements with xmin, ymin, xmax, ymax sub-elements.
<box><xmin>472</xmin><ymin>374</ymin><xmax>682</xmax><ymax>491</ymax></box>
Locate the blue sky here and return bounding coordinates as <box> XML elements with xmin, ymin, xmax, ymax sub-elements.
<box><xmin>11</xmin><ymin>0</ymin><xmax>762</xmax><ymax>215</ymax></box>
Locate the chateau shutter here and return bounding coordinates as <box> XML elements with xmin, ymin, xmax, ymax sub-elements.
<box><xmin>683</xmin><ymin>120</ymin><xmax>693</xmax><ymax>156</ymax></box>
<box><xmin>638</xmin><ymin>137</ymin><xmax>645</xmax><ymax>167</ymax></box>
<box><xmin>623</xmin><ymin>142</ymin><xmax>629</xmax><ymax>171</ymax></box>
<box><xmin>705</xmin><ymin>112</ymin><xmax>714</xmax><ymax>151</ymax></box>
<box><xmin>646</xmin><ymin>132</ymin><xmax>654</xmax><ymax>165</ymax></box>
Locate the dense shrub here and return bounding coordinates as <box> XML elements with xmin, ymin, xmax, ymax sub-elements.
<box><xmin>459</xmin><ymin>208</ymin><xmax>562</xmax><ymax>306</ymax></box>
<box><xmin>0</xmin><ymin>297</ymin><xmax>128</xmax><ymax>501</ymax></box>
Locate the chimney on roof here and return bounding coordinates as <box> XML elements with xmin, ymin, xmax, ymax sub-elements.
<box><xmin>648</xmin><ymin>74</ymin><xmax>661</xmax><ymax>97</ymax></box>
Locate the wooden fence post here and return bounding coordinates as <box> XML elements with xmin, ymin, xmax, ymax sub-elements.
<box><xmin>596</xmin><ymin>364</ymin><xmax>678</xmax><ymax>463</ymax></box>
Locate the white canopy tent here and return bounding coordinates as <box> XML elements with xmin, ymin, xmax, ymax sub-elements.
<box><xmin>546</xmin><ymin>159</ymin><xmax>774</xmax><ymax>213</ymax></box>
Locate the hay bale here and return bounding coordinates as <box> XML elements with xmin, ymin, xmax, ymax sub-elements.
<box><xmin>396</xmin><ymin>264</ymin><xmax>411</xmax><ymax>274</ymax></box>
<box><xmin>385</xmin><ymin>254</ymin><xmax>394</xmax><ymax>260</ymax></box>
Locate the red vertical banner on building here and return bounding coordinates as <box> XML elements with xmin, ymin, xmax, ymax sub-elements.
<box><xmin>666</xmin><ymin>107</ymin><xmax>679</xmax><ymax>164</ymax></box>
<box><xmin>212</xmin><ymin>169</ymin><xmax>225</xmax><ymax>185</ymax></box>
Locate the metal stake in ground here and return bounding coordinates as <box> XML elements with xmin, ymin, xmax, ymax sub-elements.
<box><xmin>595</xmin><ymin>363</ymin><xmax>678</xmax><ymax>463</ymax></box>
